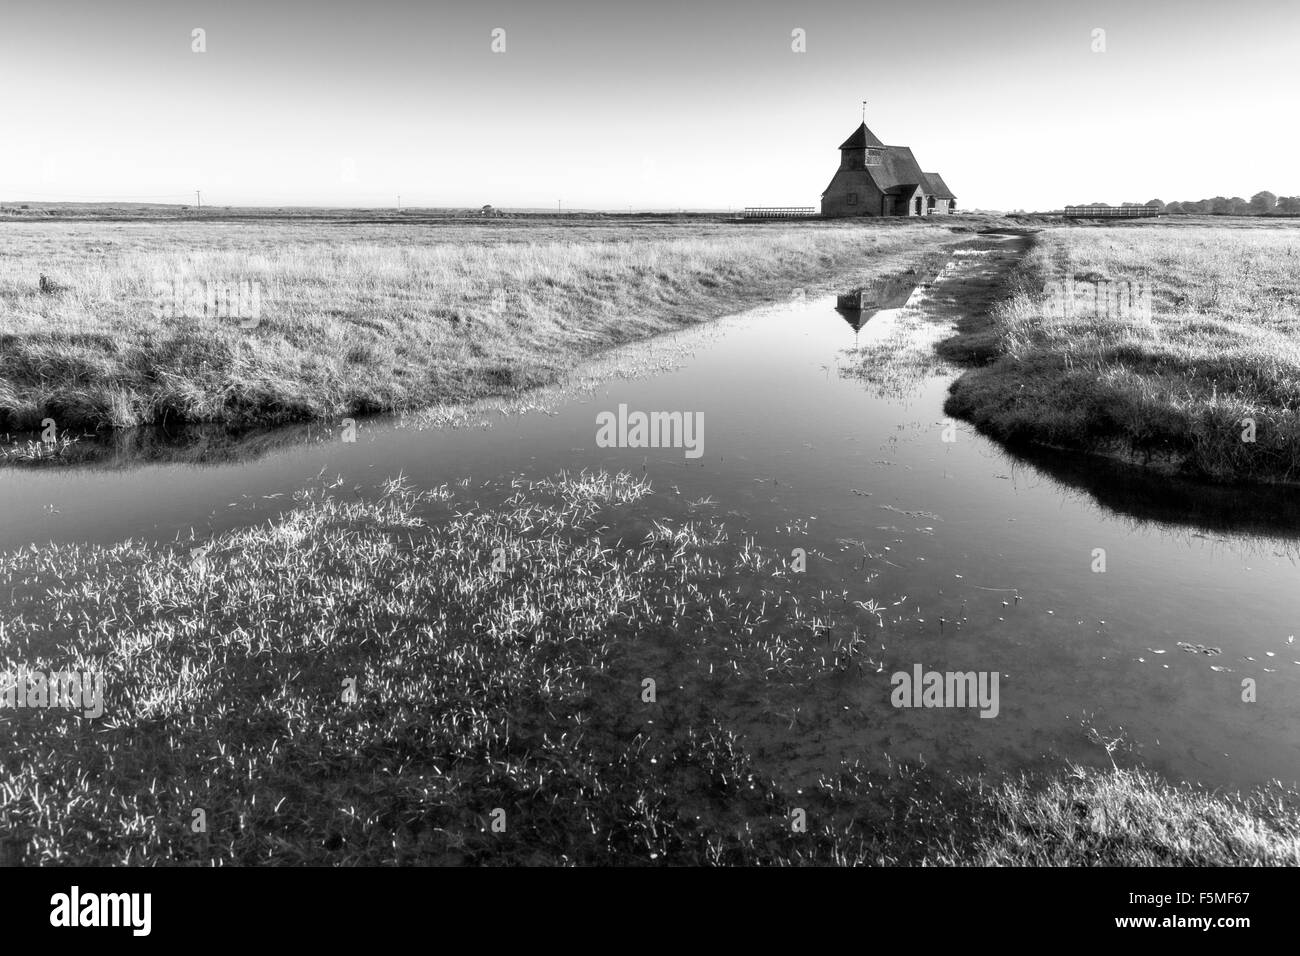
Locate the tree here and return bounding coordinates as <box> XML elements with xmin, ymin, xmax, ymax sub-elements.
<box><xmin>1250</xmin><ymin>191</ymin><xmax>1278</xmax><ymax>214</ymax></box>
<box><xmin>1277</xmin><ymin>196</ymin><xmax>1300</xmax><ymax>215</ymax></box>
<box><xmin>1165</xmin><ymin>201</ymin><xmax>1184</xmax><ymax>214</ymax></box>
<box><xmin>1145</xmin><ymin>198</ymin><xmax>1166</xmax><ymax>211</ymax></box>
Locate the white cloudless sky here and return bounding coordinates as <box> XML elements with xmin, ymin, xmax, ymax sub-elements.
<box><xmin>2</xmin><ymin>0</ymin><xmax>1297</xmax><ymax>209</ymax></box>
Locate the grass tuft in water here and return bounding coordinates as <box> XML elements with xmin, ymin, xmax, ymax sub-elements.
<box><xmin>0</xmin><ymin>469</ymin><xmax>1295</xmax><ymax>865</ymax></box>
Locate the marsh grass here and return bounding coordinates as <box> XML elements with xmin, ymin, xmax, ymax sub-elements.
<box><xmin>0</xmin><ymin>469</ymin><xmax>1294</xmax><ymax>865</ymax></box>
<box><xmin>0</xmin><ymin>219</ymin><xmax>962</xmax><ymax>433</ymax></box>
<box><xmin>956</xmin><ymin>766</ymin><xmax>1300</xmax><ymax>866</ymax></box>
<box><xmin>0</xmin><ymin>433</ymin><xmax>79</xmax><ymax>463</ymax></box>
<box><xmin>944</xmin><ymin>223</ymin><xmax>1300</xmax><ymax>482</ymax></box>
<box><xmin>0</xmin><ymin>299</ymin><xmax>710</xmax><ymax>470</ymax></box>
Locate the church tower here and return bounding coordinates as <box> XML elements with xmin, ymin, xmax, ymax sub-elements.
<box><xmin>838</xmin><ymin>122</ymin><xmax>885</xmax><ymax>170</ymax></box>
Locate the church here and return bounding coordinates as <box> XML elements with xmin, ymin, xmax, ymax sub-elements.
<box><xmin>820</xmin><ymin>120</ymin><xmax>955</xmax><ymax>217</ymax></box>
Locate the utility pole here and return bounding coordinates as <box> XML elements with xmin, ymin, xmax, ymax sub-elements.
<box><xmin>397</xmin><ymin>194</ymin><xmax>401</xmax><ymax>211</ymax></box>
<box><xmin>195</xmin><ymin>190</ymin><xmax>201</xmax><ymax>210</ymax></box>
<box><xmin>557</xmin><ymin>199</ymin><xmax>561</xmax><ymax>213</ymax></box>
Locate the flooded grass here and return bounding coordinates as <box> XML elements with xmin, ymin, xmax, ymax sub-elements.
<box><xmin>1</xmin><ymin>469</ymin><xmax>1295</xmax><ymax>865</ymax></box>
<box><xmin>0</xmin><ymin>432</ymin><xmax>80</xmax><ymax>464</ymax></box>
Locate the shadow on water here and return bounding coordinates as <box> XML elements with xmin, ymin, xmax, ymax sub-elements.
<box><xmin>1000</xmin><ymin>439</ymin><xmax>1300</xmax><ymax>542</ymax></box>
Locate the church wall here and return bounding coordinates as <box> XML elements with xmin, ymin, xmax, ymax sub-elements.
<box><xmin>821</xmin><ymin>170</ymin><xmax>885</xmax><ymax>217</ymax></box>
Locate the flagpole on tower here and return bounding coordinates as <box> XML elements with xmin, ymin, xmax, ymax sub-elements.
<box><xmin>861</xmin><ymin>100</ymin><xmax>867</xmax><ymax>123</ymax></box>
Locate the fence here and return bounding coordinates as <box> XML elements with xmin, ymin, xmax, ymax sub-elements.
<box><xmin>742</xmin><ymin>207</ymin><xmax>818</xmax><ymax>219</ymax></box>
<box><xmin>1063</xmin><ymin>205</ymin><xmax>1162</xmax><ymax>219</ymax></box>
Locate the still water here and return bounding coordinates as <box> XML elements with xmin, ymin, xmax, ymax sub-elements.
<box><xmin>3</xmin><ymin>242</ymin><xmax>1298</xmax><ymax>790</ymax></box>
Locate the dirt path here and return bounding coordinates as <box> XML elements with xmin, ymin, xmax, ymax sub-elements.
<box><xmin>927</xmin><ymin>232</ymin><xmax>1033</xmax><ymax>357</ymax></box>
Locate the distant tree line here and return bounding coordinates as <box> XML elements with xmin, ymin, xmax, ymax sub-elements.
<box><xmin>1085</xmin><ymin>193</ymin><xmax>1300</xmax><ymax>215</ymax></box>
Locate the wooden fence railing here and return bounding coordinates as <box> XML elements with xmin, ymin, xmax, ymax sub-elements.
<box><xmin>742</xmin><ymin>207</ymin><xmax>818</xmax><ymax>219</ymax></box>
<box><xmin>1063</xmin><ymin>205</ymin><xmax>1162</xmax><ymax>219</ymax></box>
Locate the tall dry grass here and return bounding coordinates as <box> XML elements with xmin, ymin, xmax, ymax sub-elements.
<box><xmin>945</xmin><ymin>223</ymin><xmax>1300</xmax><ymax>482</ymax></box>
<box><xmin>0</xmin><ymin>219</ymin><xmax>959</xmax><ymax>431</ymax></box>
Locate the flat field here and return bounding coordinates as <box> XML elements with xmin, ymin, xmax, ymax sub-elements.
<box><xmin>0</xmin><ymin>216</ymin><xmax>964</xmax><ymax>432</ymax></box>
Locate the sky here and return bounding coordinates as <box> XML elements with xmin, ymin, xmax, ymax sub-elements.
<box><xmin>2</xmin><ymin>0</ymin><xmax>1298</xmax><ymax>210</ymax></box>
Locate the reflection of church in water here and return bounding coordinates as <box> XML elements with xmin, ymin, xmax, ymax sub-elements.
<box><xmin>834</xmin><ymin>271</ymin><xmax>926</xmax><ymax>334</ymax></box>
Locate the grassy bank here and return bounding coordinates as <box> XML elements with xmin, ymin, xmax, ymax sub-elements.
<box><xmin>0</xmin><ymin>219</ymin><xmax>964</xmax><ymax>433</ymax></box>
<box><xmin>1</xmin><ymin>470</ymin><xmax>1295</xmax><ymax>865</ymax></box>
<box><xmin>943</xmin><ymin>221</ymin><xmax>1300</xmax><ymax>482</ymax></box>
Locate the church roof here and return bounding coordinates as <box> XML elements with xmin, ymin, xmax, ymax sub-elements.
<box><xmin>839</xmin><ymin>122</ymin><xmax>886</xmax><ymax>150</ymax></box>
<box><xmin>923</xmin><ymin>173</ymin><xmax>956</xmax><ymax>199</ymax></box>
<box><xmin>869</xmin><ymin>146</ymin><xmax>927</xmax><ymax>193</ymax></box>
